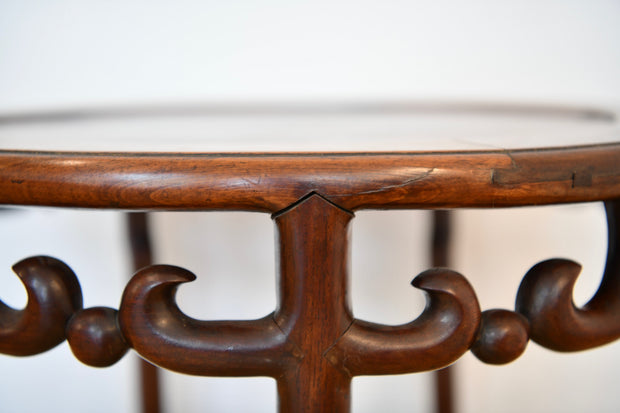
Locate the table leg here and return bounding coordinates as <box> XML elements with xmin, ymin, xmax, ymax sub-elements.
<box><xmin>432</xmin><ymin>210</ymin><xmax>455</xmax><ymax>413</ymax></box>
<box><xmin>128</xmin><ymin>213</ymin><xmax>162</xmax><ymax>413</ymax></box>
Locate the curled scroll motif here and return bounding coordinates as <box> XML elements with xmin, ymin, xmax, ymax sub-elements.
<box><xmin>0</xmin><ymin>256</ymin><xmax>83</xmax><ymax>356</ymax></box>
<box><xmin>118</xmin><ymin>265</ymin><xmax>300</xmax><ymax>377</ymax></box>
<box><xmin>326</xmin><ymin>269</ymin><xmax>481</xmax><ymax>375</ymax></box>
<box><xmin>0</xmin><ymin>256</ymin><xmax>128</xmax><ymax>367</ymax></box>
<box><xmin>2</xmin><ymin>201</ymin><xmax>619</xmax><ymax>378</ymax></box>
<box><xmin>515</xmin><ymin>201</ymin><xmax>620</xmax><ymax>352</ymax></box>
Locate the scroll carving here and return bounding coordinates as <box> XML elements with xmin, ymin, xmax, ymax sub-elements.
<box><xmin>471</xmin><ymin>200</ymin><xmax>620</xmax><ymax>362</ymax></box>
<box><xmin>326</xmin><ymin>268</ymin><xmax>480</xmax><ymax>375</ymax></box>
<box><xmin>117</xmin><ymin>265</ymin><xmax>298</xmax><ymax>377</ymax></box>
<box><xmin>515</xmin><ymin>202</ymin><xmax>620</xmax><ymax>351</ymax></box>
<box><xmin>1</xmin><ymin>198</ymin><xmax>620</xmax><ymax>413</ymax></box>
<box><xmin>0</xmin><ymin>256</ymin><xmax>82</xmax><ymax>356</ymax></box>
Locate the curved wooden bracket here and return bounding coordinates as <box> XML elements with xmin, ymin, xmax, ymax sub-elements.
<box><xmin>0</xmin><ymin>256</ymin><xmax>82</xmax><ymax>356</ymax></box>
<box><xmin>471</xmin><ymin>200</ymin><xmax>620</xmax><ymax>362</ymax></box>
<box><xmin>2</xmin><ymin>198</ymin><xmax>620</xmax><ymax>412</ymax></box>
<box><xmin>118</xmin><ymin>264</ymin><xmax>299</xmax><ymax>377</ymax></box>
<box><xmin>515</xmin><ymin>201</ymin><xmax>620</xmax><ymax>351</ymax></box>
<box><xmin>325</xmin><ymin>268</ymin><xmax>480</xmax><ymax>375</ymax></box>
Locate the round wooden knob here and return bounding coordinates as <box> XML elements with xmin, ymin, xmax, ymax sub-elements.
<box><xmin>66</xmin><ymin>307</ymin><xmax>129</xmax><ymax>367</ymax></box>
<box><xmin>471</xmin><ymin>309</ymin><xmax>530</xmax><ymax>365</ymax></box>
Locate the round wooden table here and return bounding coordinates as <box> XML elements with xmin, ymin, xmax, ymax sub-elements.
<box><xmin>0</xmin><ymin>103</ymin><xmax>619</xmax><ymax>413</ymax></box>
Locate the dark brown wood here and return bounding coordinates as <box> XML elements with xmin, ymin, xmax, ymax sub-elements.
<box><xmin>470</xmin><ymin>309</ymin><xmax>529</xmax><ymax>364</ymax></box>
<box><xmin>66</xmin><ymin>306</ymin><xmax>128</xmax><ymax>367</ymax></box>
<box><xmin>1</xmin><ymin>196</ymin><xmax>620</xmax><ymax>412</ymax></box>
<box><xmin>115</xmin><ymin>194</ymin><xmax>482</xmax><ymax>412</ymax></box>
<box><xmin>116</xmin><ymin>194</ymin><xmax>354</xmax><ymax>412</ymax></box>
<box><xmin>272</xmin><ymin>194</ymin><xmax>354</xmax><ymax>412</ymax></box>
<box><xmin>0</xmin><ymin>256</ymin><xmax>82</xmax><ymax>355</ymax></box>
<box><xmin>1</xmin><ymin>144</ymin><xmax>619</xmax><ymax>212</ymax></box>
<box><xmin>432</xmin><ymin>210</ymin><xmax>451</xmax><ymax>268</ymax></box>
<box><xmin>467</xmin><ymin>200</ymin><xmax>620</xmax><ymax>360</ymax></box>
<box><xmin>2</xmin><ymin>134</ymin><xmax>620</xmax><ymax>412</ymax></box>
<box><xmin>118</xmin><ymin>265</ymin><xmax>297</xmax><ymax>377</ymax></box>
<box><xmin>140</xmin><ymin>362</ymin><xmax>161</xmax><ymax>413</ymax></box>
<box><xmin>435</xmin><ymin>368</ymin><xmax>453</xmax><ymax>413</ymax></box>
<box><xmin>326</xmin><ymin>268</ymin><xmax>480</xmax><ymax>375</ymax></box>
<box><xmin>431</xmin><ymin>210</ymin><xmax>454</xmax><ymax>413</ymax></box>
<box><xmin>127</xmin><ymin>213</ymin><xmax>161</xmax><ymax>413</ymax></box>
<box><xmin>516</xmin><ymin>201</ymin><xmax>620</xmax><ymax>351</ymax></box>
<box><xmin>128</xmin><ymin>212</ymin><xmax>154</xmax><ymax>271</ymax></box>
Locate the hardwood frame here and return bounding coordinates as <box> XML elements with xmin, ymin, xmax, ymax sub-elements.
<box><xmin>1</xmin><ymin>144</ymin><xmax>619</xmax><ymax>412</ymax></box>
<box><xmin>128</xmin><ymin>213</ymin><xmax>161</xmax><ymax>413</ymax></box>
<box><xmin>1</xmin><ymin>145</ymin><xmax>619</xmax><ymax>211</ymax></box>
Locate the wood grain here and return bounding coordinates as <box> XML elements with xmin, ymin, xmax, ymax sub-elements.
<box><xmin>1</xmin><ymin>144</ymin><xmax>618</xmax><ymax>212</ymax></box>
<box><xmin>325</xmin><ymin>269</ymin><xmax>480</xmax><ymax>375</ymax></box>
<box><xmin>0</xmin><ymin>256</ymin><xmax>82</xmax><ymax>356</ymax></box>
<box><xmin>127</xmin><ymin>213</ymin><xmax>161</xmax><ymax>413</ymax></box>
<box><xmin>515</xmin><ymin>202</ymin><xmax>620</xmax><ymax>351</ymax></box>
<box><xmin>272</xmin><ymin>194</ymin><xmax>354</xmax><ymax>412</ymax></box>
<box><xmin>1</xmin><ymin>136</ymin><xmax>620</xmax><ymax>413</ymax></box>
<box><xmin>1</xmin><ymin>199</ymin><xmax>620</xmax><ymax>413</ymax></box>
<box><xmin>118</xmin><ymin>265</ymin><xmax>297</xmax><ymax>377</ymax></box>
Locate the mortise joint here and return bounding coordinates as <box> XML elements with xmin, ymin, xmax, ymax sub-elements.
<box><xmin>572</xmin><ymin>170</ymin><xmax>593</xmax><ymax>188</ymax></box>
<box><xmin>271</xmin><ymin>191</ymin><xmax>354</xmax><ymax>218</ymax></box>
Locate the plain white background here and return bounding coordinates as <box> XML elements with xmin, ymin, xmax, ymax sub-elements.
<box><xmin>1</xmin><ymin>1</ymin><xmax>620</xmax><ymax>412</ymax></box>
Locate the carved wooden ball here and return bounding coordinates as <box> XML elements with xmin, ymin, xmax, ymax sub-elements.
<box><xmin>66</xmin><ymin>307</ymin><xmax>129</xmax><ymax>367</ymax></box>
<box><xmin>471</xmin><ymin>309</ymin><xmax>530</xmax><ymax>365</ymax></box>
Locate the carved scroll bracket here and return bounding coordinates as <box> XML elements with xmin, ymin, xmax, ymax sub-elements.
<box><xmin>514</xmin><ymin>201</ymin><xmax>620</xmax><ymax>351</ymax></box>
<box><xmin>470</xmin><ymin>200</ymin><xmax>620</xmax><ymax>363</ymax></box>
<box><xmin>1</xmin><ymin>198</ymin><xmax>619</xmax><ymax>413</ymax></box>
<box><xmin>0</xmin><ymin>256</ymin><xmax>82</xmax><ymax>356</ymax></box>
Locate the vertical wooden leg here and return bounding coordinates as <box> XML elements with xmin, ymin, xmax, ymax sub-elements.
<box><xmin>432</xmin><ymin>210</ymin><xmax>455</xmax><ymax>413</ymax></box>
<box><xmin>434</xmin><ymin>368</ymin><xmax>454</xmax><ymax>413</ymax></box>
<box><xmin>128</xmin><ymin>213</ymin><xmax>162</xmax><ymax>413</ymax></box>
<box><xmin>273</xmin><ymin>194</ymin><xmax>354</xmax><ymax>413</ymax></box>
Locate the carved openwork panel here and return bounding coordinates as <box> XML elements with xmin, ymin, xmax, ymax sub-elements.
<box><xmin>1</xmin><ymin>196</ymin><xmax>619</xmax><ymax>413</ymax></box>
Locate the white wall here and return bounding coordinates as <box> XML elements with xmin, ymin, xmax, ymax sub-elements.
<box><xmin>1</xmin><ymin>1</ymin><xmax>620</xmax><ymax>412</ymax></box>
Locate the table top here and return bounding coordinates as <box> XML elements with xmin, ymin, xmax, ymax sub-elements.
<box><xmin>1</xmin><ymin>103</ymin><xmax>619</xmax><ymax>212</ymax></box>
<box><xmin>1</xmin><ymin>102</ymin><xmax>618</xmax><ymax>153</ymax></box>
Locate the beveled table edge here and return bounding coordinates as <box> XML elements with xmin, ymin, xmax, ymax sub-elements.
<box><xmin>1</xmin><ymin>142</ymin><xmax>619</xmax><ymax>212</ymax></box>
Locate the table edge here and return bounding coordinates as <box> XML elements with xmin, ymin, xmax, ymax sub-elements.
<box><xmin>1</xmin><ymin>143</ymin><xmax>619</xmax><ymax>212</ymax></box>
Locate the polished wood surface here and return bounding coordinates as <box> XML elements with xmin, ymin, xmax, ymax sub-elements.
<box><xmin>66</xmin><ymin>306</ymin><xmax>129</xmax><ymax>367</ymax></box>
<box><xmin>470</xmin><ymin>309</ymin><xmax>529</xmax><ymax>365</ymax></box>
<box><xmin>1</xmin><ymin>199</ymin><xmax>619</xmax><ymax>412</ymax></box>
<box><xmin>516</xmin><ymin>202</ymin><xmax>620</xmax><ymax>352</ymax></box>
<box><xmin>432</xmin><ymin>210</ymin><xmax>455</xmax><ymax>413</ymax></box>
<box><xmin>0</xmin><ymin>256</ymin><xmax>82</xmax><ymax>356</ymax></box>
<box><xmin>0</xmin><ymin>105</ymin><xmax>619</xmax><ymax>411</ymax></box>
<box><xmin>1</xmin><ymin>144</ymin><xmax>619</xmax><ymax>212</ymax></box>
<box><xmin>117</xmin><ymin>194</ymin><xmax>480</xmax><ymax>411</ymax></box>
<box><xmin>273</xmin><ymin>194</ymin><xmax>353</xmax><ymax>412</ymax></box>
<box><xmin>127</xmin><ymin>213</ymin><xmax>161</xmax><ymax>413</ymax></box>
